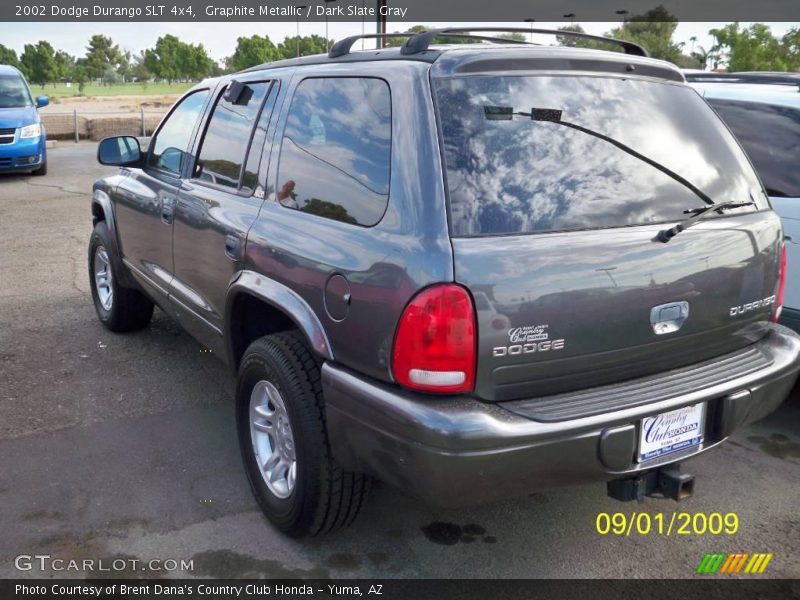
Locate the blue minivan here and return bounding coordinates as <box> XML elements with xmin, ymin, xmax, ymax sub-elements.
<box><xmin>0</xmin><ymin>65</ymin><xmax>48</xmax><ymax>175</ymax></box>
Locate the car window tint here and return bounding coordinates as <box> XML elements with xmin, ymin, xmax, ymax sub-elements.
<box><xmin>708</xmin><ymin>99</ymin><xmax>800</xmax><ymax>198</ymax></box>
<box><xmin>147</xmin><ymin>90</ymin><xmax>209</xmax><ymax>176</ymax></box>
<box><xmin>194</xmin><ymin>81</ymin><xmax>271</xmax><ymax>189</ymax></box>
<box><xmin>277</xmin><ymin>77</ymin><xmax>391</xmax><ymax>226</ymax></box>
<box><xmin>435</xmin><ymin>76</ymin><xmax>762</xmax><ymax>236</ymax></box>
<box><xmin>0</xmin><ymin>74</ymin><xmax>33</xmax><ymax>108</ymax></box>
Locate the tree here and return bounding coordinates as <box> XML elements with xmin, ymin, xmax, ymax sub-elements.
<box><xmin>179</xmin><ymin>43</ymin><xmax>214</xmax><ymax>80</ymax></box>
<box><xmin>145</xmin><ymin>35</ymin><xmax>182</xmax><ymax>83</ymax></box>
<box><xmin>783</xmin><ymin>27</ymin><xmax>800</xmax><ymax>71</ymax></box>
<box><xmin>52</xmin><ymin>51</ymin><xmax>74</xmax><ymax>86</ymax></box>
<box><xmin>85</xmin><ymin>35</ymin><xmax>124</xmax><ymax>81</ymax></box>
<box><xmin>276</xmin><ymin>34</ymin><xmax>329</xmax><ymax>60</ymax></box>
<box><xmin>130</xmin><ymin>51</ymin><xmax>151</xmax><ymax>82</ymax></box>
<box><xmin>555</xmin><ymin>24</ymin><xmax>606</xmax><ymax>49</ymax></box>
<box><xmin>0</xmin><ymin>44</ymin><xmax>20</xmax><ymax>67</ymax></box>
<box><xmin>708</xmin><ymin>23</ymin><xmax>786</xmax><ymax>71</ymax></box>
<box><xmin>20</xmin><ymin>41</ymin><xmax>56</xmax><ymax>88</ymax></box>
<box><xmin>498</xmin><ymin>32</ymin><xmax>527</xmax><ymax>42</ymax></box>
<box><xmin>606</xmin><ymin>6</ymin><xmax>686</xmax><ymax>63</ymax></box>
<box><xmin>227</xmin><ymin>35</ymin><xmax>280</xmax><ymax>71</ymax></box>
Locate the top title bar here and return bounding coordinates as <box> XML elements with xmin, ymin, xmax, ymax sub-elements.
<box><xmin>2</xmin><ymin>0</ymin><xmax>800</xmax><ymax>22</ymax></box>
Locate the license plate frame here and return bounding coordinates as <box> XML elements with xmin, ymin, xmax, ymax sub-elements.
<box><xmin>638</xmin><ymin>403</ymin><xmax>706</xmax><ymax>463</ymax></box>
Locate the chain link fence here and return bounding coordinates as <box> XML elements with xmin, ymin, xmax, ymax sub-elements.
<box><xmin>40</xmin><ymin>110</ymin><xmax>166</xmax><ymax>142</ymax></box>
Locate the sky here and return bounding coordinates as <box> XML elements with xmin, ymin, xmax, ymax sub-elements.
<box><xmin>2</xmin><ymin>21</ymin><xmax>796</xmax><ymax>63</ymax></box>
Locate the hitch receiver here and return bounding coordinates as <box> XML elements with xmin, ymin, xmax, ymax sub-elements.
<box><xmin>607</xmin><ymin>465</ymin><xmax>695</xmax><ymax>503</ymax></box>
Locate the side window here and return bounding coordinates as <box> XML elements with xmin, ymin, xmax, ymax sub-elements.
<box><xmin>193</xmin><ymin>81</ymin><xmax>272</xmax><ymax>190</ymax></box>
<box><xmin>710</xmin><ymin>99</ymin><xmax>800</xmax><ymax>198</ymax></box>
<box><xmin>277</xmin><ymin>77</ymin><xmax>392</xmax><ymax>226</ymax></box>
<box><xmin>147</xmin><ymin>90</ymin><xmax>209</xmax><ymax>176</ymax></box>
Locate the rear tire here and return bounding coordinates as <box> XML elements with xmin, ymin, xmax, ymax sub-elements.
<box><xmin>237</xmin><ymin>331</ymin><xmax>370</xmax><ymax>537</ymax></box>
<box><xmin>88</xmin><ymin>221</ymin><xmax>154</xmax><ymax>332</ymax></box>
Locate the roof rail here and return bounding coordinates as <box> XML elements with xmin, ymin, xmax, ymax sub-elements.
<box><xmin>329</xmin><ymin>31</ymin><xmax>532</xmax><ymax>59</ymax></box>
<box><xmin>684</xmin><ymin>71</ymin><xmax>800</xmax><ymax>88</ymax></box>
<box><xmin>401</xmin><ymin>27</ymin><xmax>648</xmax><ymax>57</ymax></box>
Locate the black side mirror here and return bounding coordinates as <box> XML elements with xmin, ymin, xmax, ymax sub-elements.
<box><xmin>97</xmin><ymin>136</ymin><xmax>142</xmax><ymax>167</ymax></box>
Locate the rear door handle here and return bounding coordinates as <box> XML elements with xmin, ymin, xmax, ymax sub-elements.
<box><xmin>225</xmin><ymin>234</ymin><xmax>241</xmax><ymax>261</ymax></box>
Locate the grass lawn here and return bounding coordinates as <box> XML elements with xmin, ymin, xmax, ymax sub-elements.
<box><xmin>32</xmin><ymin>82</ymin><xmax>195</xmax><ymax>99</ymax></box>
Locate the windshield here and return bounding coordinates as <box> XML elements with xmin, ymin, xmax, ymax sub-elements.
<box><xmin>435</xmin><ymin>75</ymin><xmax>764</xmax><ymax>236</ymax></box>
<box><xmin>0</xmin><ymin>74</ymin><xmax>34</xmax><ymax>109</ymax></box>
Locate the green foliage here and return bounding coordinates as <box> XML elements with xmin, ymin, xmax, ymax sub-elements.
<box><xmin>145</xmin><ymin>35</ymin><xmax>214</xmax><ymax>83</ymax></box>
<box><xmin>227</xmin><ymin>35</ymin><xmax>280</xmax><ymax>71</ymax></box>
<box><xmin>708</xmin><ymin>23</ymin><xmax>787</xmax><ymax>71</ymax></box>
<box><xmin>783</xmin><ymin>27</ymin><xmax>800</xmax><ymax>71</ymax></box>
<box><xmin>0</xmin><ymin>44</ymin><xmax>20</xmax><ymax>67</ymax></box>
<box><xmin>606</xmin><ymin>6</ymin><xmax>686</xmax><ymax>63</ymax></box>
<box><xmin>85</xmin><ymin>35</ymin><xmax>124</xmax><ymax>80</ymax></box>
<box><xmin>277</xmin><ymin>35</ymin><xmax>329</xmax><ymax>60</ymax></box>
<box><xmin>20</xmin><ymin>41</ymin><xmax>56</xmax><ymax>88</ymax></box>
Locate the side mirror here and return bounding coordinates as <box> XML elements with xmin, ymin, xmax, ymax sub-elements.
<box><xmin>36</xmin><ymin>96</ymin><xmax>49</xmax><ymax>108</ymax></box>
<box><xmin>97</xmin><ymin>136</ymin><xmax>142</xmax><ymax>167</ymax></box>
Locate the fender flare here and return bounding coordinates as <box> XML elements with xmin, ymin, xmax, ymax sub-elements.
<box><xmin>225</xmin><ymin>270</ymin><xmax>334</xmax><ymax>368</ymax></box>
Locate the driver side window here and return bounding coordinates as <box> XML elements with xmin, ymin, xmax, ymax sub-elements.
<box><xmin>147</xmin><ymin>90</ymin><xmax>209</xmax><ymax>176</ymax></box>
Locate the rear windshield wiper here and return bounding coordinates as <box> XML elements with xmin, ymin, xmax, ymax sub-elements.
<box><xmin>484</xmin><ymin>104</ymin><xmax>718</xmax><ymax>208</ymax></box>
<box><xmin>654</xmin><ymin>201</ymin><xmax>754</xmax><ymax>243</ymax></box>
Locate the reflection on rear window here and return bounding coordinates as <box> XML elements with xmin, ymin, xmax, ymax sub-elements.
<box><xmin>435</xmin><ymin>76</ymin><xmax>761</xmax><ymax>236</ymax></box>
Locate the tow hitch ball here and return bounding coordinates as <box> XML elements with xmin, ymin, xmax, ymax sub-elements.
<box><xmin>607</xmin><ymin>465</ymin><xmax>695</xmax><ymax>503</ymax></box>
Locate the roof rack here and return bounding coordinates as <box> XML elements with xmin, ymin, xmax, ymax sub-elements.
<box><xmin>684</xmin><ymin>71</ymin><xmax>800</xmax><ymax>87</ymax></box>
<box><xmin>327</xmin><ymin>27</ymin><xmax>648</xmax><ymax>59</ymax></box>
<box><xmin>402</xmin><ymin>28</ymin><xmax>648</xmax><ymax>57</ymax></box>
<box><xmin>329</xmin><ymin>32</ymin><xmax>529</xmax><ymax>59</ymax></box>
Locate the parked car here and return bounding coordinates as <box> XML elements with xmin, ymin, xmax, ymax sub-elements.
<box><xmin>0</xmin><ymin>65</ymin><xmax>48</xmax><ymax>175</ymax></box>
<box><xmin>89</xmin><ymin>29</ymin><xmax>800</xmax><ymax>537</ymax></box>
<box><xmin>686</xmin><ymin>72</ymin><xmax>800</xmax><ymax>332</ymax></box>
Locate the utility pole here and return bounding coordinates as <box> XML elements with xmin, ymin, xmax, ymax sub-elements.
<box><xmin>376</xmin><ymin>0</ymin><xmax>387</xmax><ymax>48</ymax></box>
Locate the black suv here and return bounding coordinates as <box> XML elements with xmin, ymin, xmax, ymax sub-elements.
<box><xmin>89</xmin><ymin>29</ymin><xmax>800</xmax><ymax>537</ymax></box>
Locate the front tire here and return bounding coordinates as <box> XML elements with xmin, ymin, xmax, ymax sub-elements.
<box><xmin>88</xmin><ymin>221</ymin><xmax>154</xmax><ymax>332</ymax></box>
<box><xmin>32</xmin><ymin>161</ymin><xmax>47</xmax><ymax>176</ymax></box>
<box><xmin>237</xmin><ymin>332</ymin><xmax>370</xmax><ymax>537</ymax></box>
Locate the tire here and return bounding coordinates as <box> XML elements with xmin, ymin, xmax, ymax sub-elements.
<box><xmin>237</xmin><ymin>331</ymin><xmax>370</xmax><ymax>537</ymax></box>
<box><xmin>32</xmin><ymin>161</ymin><xmax>47</xmax><ymax>176</ymax></box>
<box><xmin>88</xmin><ymin>221</ymin><xmax>154</xmax><ymax>332</ymax></box>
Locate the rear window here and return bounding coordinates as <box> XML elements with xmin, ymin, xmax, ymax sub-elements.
<box><xmin>707</xmin><ymin>99</ymin><xmax>800</xmax><ymax>199</ymax></box>
<box><xmin>277</xmin><ymin>77</ymin><xmax>392</xmax><ymax>227</ymax></box>
<box><xmin>435</xmin><ymin>76</ymin><xmax>763</xmax><ymax>236</ymax></box>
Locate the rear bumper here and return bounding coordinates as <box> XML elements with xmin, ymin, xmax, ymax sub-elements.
<box><xmin>323</xmin><ymin>326</ymin><xmax>800</xmax><ymax>507</ymax></box>
<box><xmin>0</xmin><ymin>135</ymin><xmax>46</xmax><ymax>172</ymax></box>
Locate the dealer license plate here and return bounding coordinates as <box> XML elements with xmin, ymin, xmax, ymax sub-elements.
<box><xmin>638</xmin><ymin>403</ymin><xmax>706</xmax><ymax>462</ymax></box>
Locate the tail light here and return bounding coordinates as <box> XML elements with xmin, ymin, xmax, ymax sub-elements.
<box><xmin>773</xmin><ymin>242</ymin><xmax>787</xmax><ymax>324</ymax></box>
<box><xmin>392</xmin><ymin>284</ymin><xmax>476</xmax><ymax>394</ymax></box>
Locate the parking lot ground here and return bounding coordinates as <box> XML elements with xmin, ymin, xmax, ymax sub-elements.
<box><xmin>1</xmin><ymin>142</ymin><xmax>799</xmax><ymax>579</ymax></box>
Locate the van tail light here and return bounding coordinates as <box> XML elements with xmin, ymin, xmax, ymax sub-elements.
<box><xmin>392</xmin><ymin>284</ymin><xmax>476</xmax><ymax>394</ymax></box>
<box><xmin>773</xmin><ymin>242</ymin><xmax>787</xmax><ymax>324</ymax></box>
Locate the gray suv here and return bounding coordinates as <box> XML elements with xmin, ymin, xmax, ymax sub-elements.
<box><xmin>89</xmin><ymin>28</ymin><xmax>800</xmax><ymax>537</ymax></box>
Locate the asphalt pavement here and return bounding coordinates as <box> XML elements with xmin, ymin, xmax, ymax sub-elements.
<box><xmin>0</xmin><ymin>142</ymin><xmax>798</xmax><ymax>579</ymax></box>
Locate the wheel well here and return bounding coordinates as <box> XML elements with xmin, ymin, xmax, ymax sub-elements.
<box><xmin>229</xmin><ymin>293</ymin><xmax>297</xmax><ymax>369</ymax></box>
<box><xmin>92</xmin><ymin>202</ymin><xmax>105</xmax><ymax>225</ymax></box>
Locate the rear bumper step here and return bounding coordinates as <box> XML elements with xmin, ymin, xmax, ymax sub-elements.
<box><xmin>322</xmin><ymin>326</ymin><xmax>800</xmax><ymax>507</ymax></box>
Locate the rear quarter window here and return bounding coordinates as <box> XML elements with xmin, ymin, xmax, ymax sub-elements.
<box><xmin>707</xmin><ymin>99</ymin><xmax>800</xmax><ymax>199</ymax></box>
<box><xmin>435</xmin><ymin>76</ymin><xmax>763</xmax><ymax>236</ymax></box>
<box><xmin>276</xmin><ymin>77</ymin><xmax>392</xmax><ymax>226</ymax></box>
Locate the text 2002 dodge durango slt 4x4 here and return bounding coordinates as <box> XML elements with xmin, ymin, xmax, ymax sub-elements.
<box><xmin>88</xmin><ymin>28</ymin><xmax>800</xmax><ymax>537</ymax></box>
